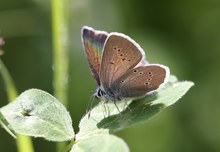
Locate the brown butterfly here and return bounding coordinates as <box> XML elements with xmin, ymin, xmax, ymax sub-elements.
<box><xmin>82</xmin><ymin>26</ymin><xmax>169</xmax><ymax>114</ymax></box>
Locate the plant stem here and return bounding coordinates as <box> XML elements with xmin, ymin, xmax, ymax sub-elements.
<box><xmin>63</xmin><ymin>140</ymin><xmax>75</xmax><ymax>152</ymax></box>
<box><xmin>0</xmin><ymin>60</ymin><xmax>17</xmax><ymax>101</ymax></box>
<box><xmin>52</xmin><ymin>0</ymin><xmax>69</xmax><ymax>107</ymax></box>
<box><xmin>0</xmin><ymin>59</ymin><xmax>34</xmax><ymax>152</ymax></box>
<box><xmin>51</xmin><ymin>0</ymin><xmax>70</xmax><ymax>151</ymax></box>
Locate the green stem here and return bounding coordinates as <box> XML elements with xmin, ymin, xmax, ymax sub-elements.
<box><xmin>51</xmin><ymin>0</ymin><xmax>70</xmax><ymax>151</ymax></box>
<box><xmin>63</xmin><ymin>140</ymin><xmax>75</xmax><ymax>152</ymax></box>
<box><xmin>0</xmin><ymin>59</ymin><xmax>34</xmax><ymax>152</ymax></box>
<box><xmin>52</xmin><ymin>0</ymin><xmax>69</xmax><ymax>107</ymax></box>
<box><xmin>0</xmin><ymin>60</ymin><xmax>17</xmax><ymax>100</ymax></box>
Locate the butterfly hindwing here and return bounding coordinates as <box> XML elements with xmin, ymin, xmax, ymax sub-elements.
<box><xmin>111</xmin><ymin>65</ymin><xmax>169</xmax><ymax>98</ymax></box>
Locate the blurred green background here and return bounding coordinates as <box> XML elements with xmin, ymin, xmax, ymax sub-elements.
<box><xmin>1</xmin><ymin>0</ymin><xmax>220</xmax><ymax>152</ymax></box>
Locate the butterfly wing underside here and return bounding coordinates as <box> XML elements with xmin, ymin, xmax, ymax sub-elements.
<box><xmin>82</xmin><ymin>26</ymin><xmax>108</xmax><ymax>85</ymax></box>
<box><xmin>111</xmin><ymin>65</ymin><xmax>169</xmax><ymax>98</ymax></box>
<box><xmin>100</xmin><ymin>33</ymin><xmax>146</xmax><ymax>90</ymax></box>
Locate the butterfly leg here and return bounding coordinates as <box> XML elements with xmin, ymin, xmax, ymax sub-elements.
<box><xmin>124</xmin><ymin>99</ymin><xmax>132</xmax><ymax>112</ymax></box>
<box><xmin>103</xmin><ymin>102</ymin><xmax>108</xmax><ymax>117</ymax></box>
<box><xmin>113</xmin><ymin>100</ymin><xmax>121</xmax><ymax>115</ymax></box>
<box><xmin>86</xmin><ymin>95</ymin><xmax>95</xmax><ymax>118</ymax></box>
<box><xmin>101</xmin><ymin>99</ymin><xmax>110</xmax><ymax>118</ymax></box>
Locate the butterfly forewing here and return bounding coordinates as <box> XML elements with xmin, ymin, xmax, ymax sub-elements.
<box><xmin>82</xmin><ymin>26</ymin><xmax>108</xmax><ymax>85</ymax></box>
<box><xmin>100</xmin><ymin>33</ymin><xmax>144</xmax><ymax>89</ymax></box>
<box><xmin>111</xmin><ymin>65</ymin><xmax>169</xmax><ymax>98</ymax></box>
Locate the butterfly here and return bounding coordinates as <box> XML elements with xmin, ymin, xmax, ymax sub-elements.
<box><xmin>81</xmin><ymin>26</ymin><xmax>170</xmax><ymax>114</ymax></box>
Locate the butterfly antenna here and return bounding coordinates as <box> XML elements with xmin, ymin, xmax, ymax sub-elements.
<box><xmin>86</xmin><ymin>95</ymin><xmax>95</xmax><ymax>118</ymax></box>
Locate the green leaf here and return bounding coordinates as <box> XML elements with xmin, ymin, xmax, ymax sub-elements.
<box><xmin>71</xmin><ymin>134</ymin><xmax>129</xmax><ymax>152</ymax></box>
<box><xmin>0</xmin><ymin>89</ymin><xmax>74</xmax><ymax>141</ymax></box>
<box><xmin>76</xmin><ymin>75</ymin><xmax>194</xmax><ymax>140</ymax></box>
<box><xmin>0</xmin><ymin>111</ymin><xmax>17</xmax><ymax>138</ymax></box>
<box><xmin>0</xmin><ymin>59</ymin><xmax>34</xmax><ymax>152</ymax></box>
